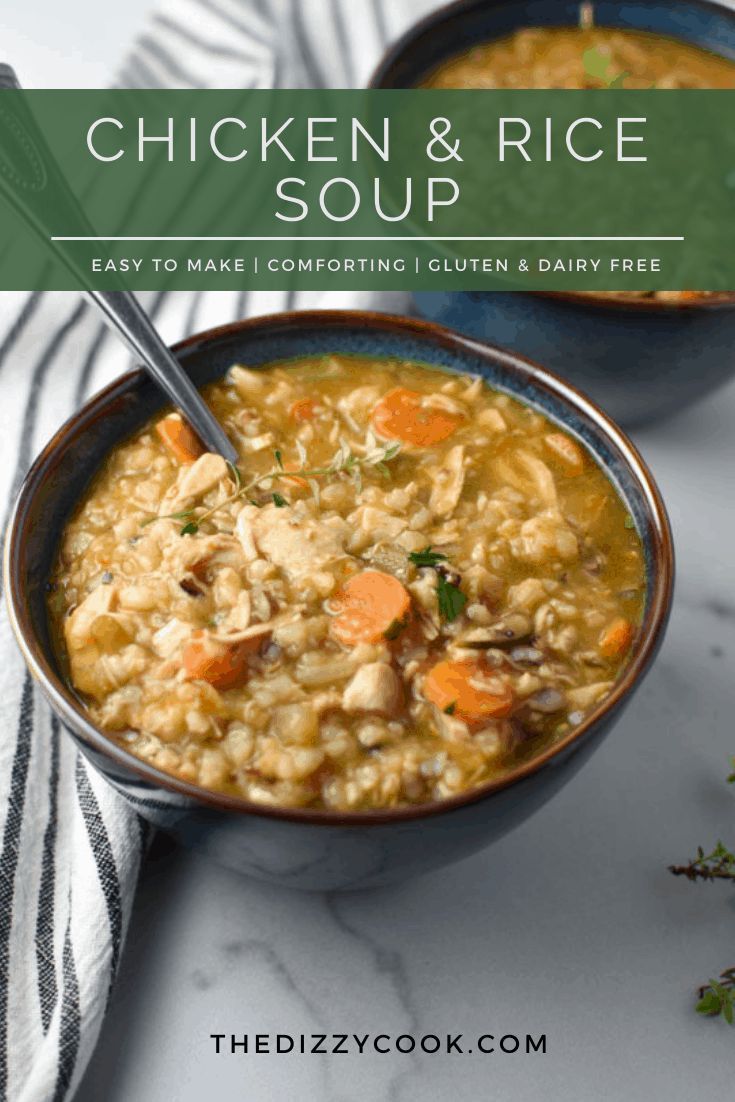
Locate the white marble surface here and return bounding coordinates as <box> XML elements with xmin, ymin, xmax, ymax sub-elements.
<box><xmin>74</xmin><ymin>381</ymin><xmax>735</xmax><ymax>1101</ymax></box>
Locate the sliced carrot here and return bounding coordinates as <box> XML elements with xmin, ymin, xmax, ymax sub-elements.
<box><xmin>598</xmin><ymin>617</ymin><xmax>634</xmax><ymax>660</ymax></box>
<box><xmin>371</xmin><ymin>387</ymin><xmax>462</xmax><ymax>447</ymax></box>
<box><xmin>156</xmin><ymin>415</ymin><xmax>204</xmax><ymax>464</ymax></box>
<box><xmin>544</xmin><ymin>432</ymin><xmax>584</xmax><ymax>477</ymax></box>
<box><xmin>190</xmin><ymin>558</ymin><xmax>210</xmax><ymax>582</ymax></box>
<box><xmin>330</xmin><ymin>570</ymin><xmax>411</xmax><ymax>646</ymax></box>
<box><xmin>424</xmin><ymin>658</ymin><xmax>514</xmax><ymax>730</ymax></box>
<box><xmin>290</xmin><ymin>397</ymin><xmax>319</xmax><ymax>422</ymax></box>
<box><xmin>183</xmin><ymin>631</ymin><xmax>260</xmax><ymax>691</ymax></box>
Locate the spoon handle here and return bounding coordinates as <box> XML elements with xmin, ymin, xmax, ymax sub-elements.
<box><xmin>0</xmin><ymin>64</ymin><xmax>238</xmax><ymax>464</ymax></box>
<box><xmin>87</xmin><ymin>290</ymin><xmax>239</xmax><ymax>464</ymax></box>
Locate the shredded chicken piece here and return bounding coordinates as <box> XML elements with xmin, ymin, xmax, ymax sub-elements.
<box><xmin>161</xmin><ymin>452</ymin><xmax>229</xmax><ymax>512</ymax></box>
<box><xmin>251</xmin><ymin>504</ymin><xmax>351</xmax><ymax>580</ymax></box>
<box><xmin>65</xmin><ymin>584</ymin><xmax>118</xmax><ymax>649</ymax></box>
<box><xmin>343</xmin><ymin>662</ymin><xmax>404</xmax><ymax>716</ymax></box>
<box><xmin>429</xmin><ymin>444</ymin><xmax>466</xmax><ymax>518</ymax></box>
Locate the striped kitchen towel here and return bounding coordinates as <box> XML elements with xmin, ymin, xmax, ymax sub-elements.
<box><xmin>0</xmin><ymin>1</ymin><xmax>431</xmax><ymax>1098</ymax></box>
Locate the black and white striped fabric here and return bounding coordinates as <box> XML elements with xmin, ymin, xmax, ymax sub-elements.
<box><xmin>0</xmin><ymin>1</ymin><xmax>434</xmax><ymax>1098</ymax></box>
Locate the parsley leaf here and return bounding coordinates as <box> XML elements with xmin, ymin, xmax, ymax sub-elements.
<box><xmin>272</xmin><ymin>492</ymin><xmax>288</xmax><ymax>508</ymax></box>
<box><xmin>180</xmin><ymin>522</ymin><xmax>199</xmax><ymax>537</ymax></box>
<box><xmin>437</xmin><ymin>574</ymin><xmax>467</xmax><ymax>623</ymax></box>
<box><xmin>408</xmin><ymin>546</ymin><xmax>448</xmax><ymax>569</ymax></box>
<box><xmin>408</xmin><ymin>547</ymin><xmax>467</xmax><ymax>623</ymax></box>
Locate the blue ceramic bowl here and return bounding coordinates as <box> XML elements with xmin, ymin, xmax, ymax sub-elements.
<box><xmin>371</xmin><ymin>0</ymin><xmax>735</xmax><ymax>426</ymax></box>
<box><xmin>5</xmin><ymin>311</ymin><xmax>673</xmax><ymax>890</ymax></box>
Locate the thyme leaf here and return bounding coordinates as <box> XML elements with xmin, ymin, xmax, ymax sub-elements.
<box><xmin>141</xmin><ymin>508</ymin><xmax>194</xmax><ymax>528</ymax></box>
<box><xmin>226</xmin><ymin>461</ymin><xmax>242</xmax><ymax>489</ymax></box>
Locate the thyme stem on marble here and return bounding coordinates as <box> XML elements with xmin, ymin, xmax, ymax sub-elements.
<box><xmin>669</xmin><ymin>760</ymin><xmax>735</xmax><ymax>1025</ymax></box>
<box><xmin>669</xmin><ymin>841</ymin><xmax>735</xmax><ymax>883</ymax></box>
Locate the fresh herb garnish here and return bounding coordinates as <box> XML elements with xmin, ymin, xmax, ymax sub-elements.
<box><xmin>443</xmin><ymin>701</ymin><xmax>457</xmax><ymax>715</ymax></box>
<box><xmin>144</xmin><ymin>436</ymin><xmax>401</xmax><ymax>537</ymax></box>
<box><xmin>583</xmin><ymin>47</ymin><xmax>629</xmax><ymax>88</ymax></box>
<box><xmin>409</xmin><ymin>547</ymin><xmax>466</xmax><ymax>623</ymax></box>
<box><xmin>226</xmin><ymin>461</ymin><xmax>242</xmax><ymax>489</ymax></box>
<box><xmin>669</xmin><ymin>841</ymin><xmax>735</xmax><ymax>883</ymax></box>
<box><xmin>696</xmin><ymin>973</ymin><xmax>735</xmax><ymax>1024</ymax></box>
<box><xmin>670</xmin><ymin>760</ymin><xmax>735</xmax><ymax>1024</ymax></box>
<box><xmin>436</xmin><ymin>573</ymin><xmax>467</xmax><ymax>623</ymax></box>
<box><xmin>409</xmin><ymin>546</ymin><xmax>448</xmax><ymax>569</ymax></box>
<box><xmin>384</xmin><ymin>617</ymin><xmax>408</xmax><ymax>641</ymax></box>
<box><xmin>141</xmin><ymin>508</ymin><xmax>195</xmax><ymax>529</ymax></box>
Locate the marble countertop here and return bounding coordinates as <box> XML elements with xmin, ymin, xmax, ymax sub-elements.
<box><xmin>74</xmin><ymin>378</ymin><xmax>735</xmax><ymax>1101</ymax></box>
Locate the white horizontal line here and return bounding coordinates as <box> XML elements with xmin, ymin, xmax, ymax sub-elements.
<box><xmin>50</xmin><ymin>235</ymin><xmax>685</xmax><ymax>242</ymax></box>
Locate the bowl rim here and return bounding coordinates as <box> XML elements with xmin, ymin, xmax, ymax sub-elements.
<box><xmin>4</xmin><ymin>308</ymin><xmax>675</xmax><ymax>826</ymax></box>
<box><xmin>368</xmin><ymin>0</ymin><xmax>735</xmax><ymax>313</ymax></box>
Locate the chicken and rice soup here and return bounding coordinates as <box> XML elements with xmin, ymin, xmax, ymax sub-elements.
<box><xmin>49</xmin><ymin>357</ymin><xmax>645</xmax><ymax>811</ymax></box>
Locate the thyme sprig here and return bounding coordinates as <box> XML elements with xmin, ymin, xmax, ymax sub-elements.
<box><xmin>670</xmin><ymin>759</ymin><xmax>735</xmax><ymax>1025</ymax></box>
<box><xmin>696</xmin><ymin>971</ymin><xmax>735</xmax><ymax>1024</ymax></box>
<box><xmin>669</xmin><ymin>841</ymin><xmax>735</xmax><ymax>883</ymax></box>
<box><xmin>148</xmin><ymin>436</ymin><xmax>401</xmax><ymax>536</ymax></box>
